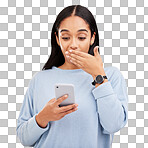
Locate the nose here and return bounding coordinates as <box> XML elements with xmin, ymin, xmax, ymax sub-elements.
<box><xmin>70</xmin><ymin>37</ymin><xmax>78</xmax><ymax>50</ymax></box>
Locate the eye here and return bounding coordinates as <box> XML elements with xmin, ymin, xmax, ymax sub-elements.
<box><xmin>62</xmin><ymin>37</ymin><xmax>70</xmax><ymax>40</ymax></box>
<box><xmin>78</xmin><ymin>37</ymin><xmax>86</xmax><ymax>40</ymax></box>
<box><xmin>61</xmin><ymin>37</ymin><xmax>86</xmax><ymax>41</ymax></box>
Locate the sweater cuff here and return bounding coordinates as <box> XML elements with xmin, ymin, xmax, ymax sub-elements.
<box><xmin>92</xmin><ymin>81</ymin><xmax>114</xmax><ymax>100</ymax></box>
<box><xmin>29</xmin><ymin>113</ymin><xmax>50</xmax><ymax>135</ymax></box>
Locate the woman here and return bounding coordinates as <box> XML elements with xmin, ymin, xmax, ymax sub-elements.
<box><xmin>16</xmin><ymin>5</ymin><xmax>128</xmax><ymax>148</ymax></box>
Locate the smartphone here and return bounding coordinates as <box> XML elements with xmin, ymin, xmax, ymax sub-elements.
<box><xmin>54</xmin><ymin>83</ymin><xmax>75</xmax><ymax>107</ymax></box>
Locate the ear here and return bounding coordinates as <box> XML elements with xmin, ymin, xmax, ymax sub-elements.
<box><xmin>55</xmin><ymin>32</ymin><xmax>60</xmax><ymax>46</ymax></box>
<box><xmin>90</xmin><ymin>32</ymin><xmax>96</xmax><ymax>45</ymax></box>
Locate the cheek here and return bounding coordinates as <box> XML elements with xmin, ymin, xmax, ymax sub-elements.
<box><xmin>59</xmin><ymin>39</ymin><xmax>67</xmax><ymax>52</ymax></box>
<box><xmin>58</xmin><ymin>40</ymin><xmax>70</xmax><ymax>58</ymax></box>
<box><xmin>79</xmin><ymin>40</ymin><xmax>91</xmax><ymax>52</ymax></box>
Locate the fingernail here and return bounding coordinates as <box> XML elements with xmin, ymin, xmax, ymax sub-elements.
<box><xmin>69</xmin><ymin>50</ymin><xmax>72</xmax><ymax>52</ymax></box>
<box><xmin>65</xmin><ymin>51</ymin><xmax>68</xmax><ymax>54</ymax></box>
<box><xmin>64</xmin><ymin>95</ymin><xmax>68</xmax><ymax>97</ymax></box>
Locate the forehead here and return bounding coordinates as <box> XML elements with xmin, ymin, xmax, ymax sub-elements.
<box><xmin>59</xmin><ymin>16</ymin><xmax>90</xmax><ymax>34</ymax></box>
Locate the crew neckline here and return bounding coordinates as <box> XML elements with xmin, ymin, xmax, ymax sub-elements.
<box><xmin>52</xmin><ymin>66</ymin><xmax>84</xmax><ymax>72</ymax></box>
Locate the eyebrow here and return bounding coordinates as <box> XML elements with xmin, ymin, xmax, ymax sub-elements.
<box><xmin>60</xmin><ymin>29</ymin><xmax>88</xmax><ymax>33</ymax></box>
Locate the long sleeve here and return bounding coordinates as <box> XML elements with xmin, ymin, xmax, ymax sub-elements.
<box><xmin>92</xmin><ymin>67</ymin><xmax>128</xmax><ymax>134</ymax></box>
<box><xmin>16</xmin><ymin>76</ymin><xmax>50</xmax><ymax>147</ymax></box>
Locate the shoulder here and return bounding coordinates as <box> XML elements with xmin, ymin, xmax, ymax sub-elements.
<box><xmin>104</xmin><ymin>66</ymin><xmax>124</xmax><ymax>82</ymax></box>
<box><xmin>104</xmin><ymin>66</ymin><xmax>121</xmax><ymax>77</ymax></box>
<box><xmin>28</xmin><ymin>69</ymin><xmax>53</xmax><ymax>86</ymax></box>
<box><xmin>104</xmin><ymin>66</ymin><xmax>127</xmax><ymax>88</ymax></box>
<box><xmin>34</xmin><ymin>69</ymin><xmax>53</xmax><ymax>78</ymax></box>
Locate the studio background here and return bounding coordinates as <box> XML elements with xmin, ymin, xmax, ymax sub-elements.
<box><xmin>0</xmin><ymin>0</ymin><xmax>147</xmax><ymax>148</ymax></box>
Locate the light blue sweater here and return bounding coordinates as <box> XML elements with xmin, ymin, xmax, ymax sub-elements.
<box><xmin>16</xmin><ymin>66</ymin><xmax>128</xmax><ymax>148</ymax></box>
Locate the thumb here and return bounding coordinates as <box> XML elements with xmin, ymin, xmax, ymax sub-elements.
<box><xmin>94</xmin><ymin>46</ymin><xmax>99</xmax><ymax>57</ymax></box>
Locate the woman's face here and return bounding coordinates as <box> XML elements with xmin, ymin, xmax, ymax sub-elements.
<box><xmin>55</xmin><ymin>16</ymin><xmax>95</xmax><ymax>65</ymax></box>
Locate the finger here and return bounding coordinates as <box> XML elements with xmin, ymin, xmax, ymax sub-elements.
<box><xmin>70</xmin><ymin>58</ymin><xmax>83</xmax><ymax>68</ymax></box>
<box><xmin>69</xmin><ymin>53</ymin><xmax>85</xmax><ymax>63</ymax></box>
<box><xmin>97</xmin><ymin>53</ymin><xmax>103</xmax><ymax>62</ymax></box>
<box><xmin>58</xmin><ymin>104</ymin><xmax>78</xmax><ymax>113</ymax></box>
<box><xmin>69</xmin><ymin>50</ymin><xmax>89</xmax><ymax>58</ymax></box>
<box><xmin>55</xmin><ymin>94</ymin><xmax>68</xmax><ymax>106</ymax></box>
<box><xmin>49</xmin><ymin>98</ymin><xmax>56</xmax><ymax>103</ymax></box>
<box><xmin>93</xmin><ymin>46</ymin><xmax>99</xmax><ymax>56</ymax></box>
<box><xmin>66</xmin><ymin>54</ymin><xmax>83</xmax><ymax>66</ymax></box>
<box><xmin>60</xmin><ymin>107</ymin><xmax>78</xmax><ymax>117</ymax></box>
